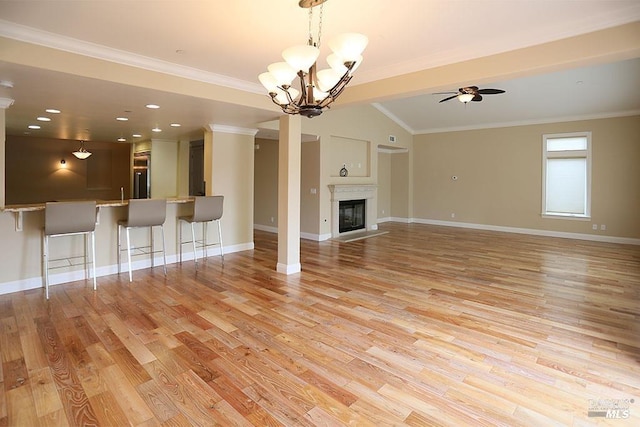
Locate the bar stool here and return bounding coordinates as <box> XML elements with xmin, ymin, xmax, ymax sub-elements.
<box><xmin>43</xmin><ymin>201</ymin><xmax>97</xmax><ymax>299</ymax></box>
<box><xmin>178</xmin><ymin>195</ymin><xmax>224</xmax><ymax>268</ymax></box>
<box><xmin>117</xmin><ymin>199</ymin><xmax>167</xmax><ymax>282</ymax></box>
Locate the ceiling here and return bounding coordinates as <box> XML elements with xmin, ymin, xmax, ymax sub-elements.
<box><xmin>0</xmin><ymin>0</ymin><xmax>639</xmax><ymax>143</ymax></box>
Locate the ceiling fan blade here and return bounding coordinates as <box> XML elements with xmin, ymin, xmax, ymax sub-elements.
<box><xmin>472</xmin><ymin>94</ymin><xmax>483</xmax><ymax>102</ymax></box>
<box><xmin>439</xmin><ymin>95</ymin><xmax>459</xmax><ymax>103</ymax></box>
<box><xmin>432</xmin><ymin>91</ymin><xmax>458</xmax><ymax>95</ymax></box>
<box><xmin>477</xmin><ymin>88</ymin><xmax>505</xmax><ymax>95</ymax></box>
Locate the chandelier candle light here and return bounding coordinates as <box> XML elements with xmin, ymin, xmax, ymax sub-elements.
<box><xmin>259</xmin><ymin>0</ymin><xmax>368</xmax><ymax>118</ymax></box>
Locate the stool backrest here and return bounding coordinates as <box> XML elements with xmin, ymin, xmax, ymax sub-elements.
<box><xmin>126</xmin><ymin>199</ymin><xmax>167</xmax><ymax>227</ymax></box>
<box><xmin>192</xmin><ymin>196</ymin><xmax>224</xmax><ymax>222</ymax></box>
<box><xmin>45</xmin><ymin>201</ymin><xmax>97</xmax><ymax>236</ymax></box>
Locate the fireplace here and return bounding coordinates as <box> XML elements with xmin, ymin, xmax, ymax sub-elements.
<box><xmin>339</xmin><ymin>199</ymin><xmax>365</xmax><ymax>233</ymax></box>
<box><xmin>328</xmin><ymin>184</ymin><xmax>377</xmax><ymax>238</ymax></box>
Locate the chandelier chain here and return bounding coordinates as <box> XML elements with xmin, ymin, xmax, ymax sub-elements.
<box><xmin>307</xmin><ymin>2</ymin><xmax>324</xmax><ymax>47</ymax></box>
<box><xmin>318</xmin><ymin>3</ymin><xmax>323</xmax><ymax>48</ymax></box>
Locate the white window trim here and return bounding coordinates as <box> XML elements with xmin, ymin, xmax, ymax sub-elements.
<box><xmin>541</xmin><ymin>131</ymin><xmax>592</xmax><ymax>220</ymax></box>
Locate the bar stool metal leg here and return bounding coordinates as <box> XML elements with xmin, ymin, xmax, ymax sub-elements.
<box><xmin>126</xmin><ymin>227</ymin><xmax>133</xmax><ymax>282</ymax></box>
<box><xmin>150</xmin><ymin>227</ymin><xmax>155</xmax><ymax>269</ymax></box>
<box><xmin>191</xmin><ymin>222</ymin><xmax>198</xmax><ymax>266</ymax></box>
<box><xmin>117</xmin><ymin>224</ymin><xmax>122</xmax><ymax>275</ymax></box>
<box><xmin>217</xmin><ymin>219</ymin><xmax>224</xmax><ymax>263</ymax></box>
<box><xmin>90</xmin><ymin>230</ymin><xmax>97</xmax><ymax>290</ymax></box>
<box><xmin>44</xmin><ymin>234</ymin><xmax>50</xmax><ymax>299</ymax></box>
<box><xmin>179</xmin><ymin>221</ymin><xmax>183</xmax><ymax>264</ymax></box>
<box><xmin>160</xmin><ymin>224</ymin><xmax>167</xmax><ymax>275</ymax></box>
<box><xmin>203</xmin><ymin>222</ymin><xmax>208</xmax><ymax>259</ymax></box>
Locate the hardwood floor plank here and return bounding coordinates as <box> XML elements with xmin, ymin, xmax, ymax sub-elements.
<box><xmin>102</xmin><ymin>313</ymin><xmax>156</xmax><ymax>365</ymax></box>
<box><xmin>35</xmin><ymin>317</ymin><xmax>99</xmax><ymax>425</ymax></box>
<box><xmin>100</xmin><ymin>364</ymin><xmax>154</xmax><ymax>425</ymax></box>
<box><xmin>5</xmin><ymin>383</ymin><xmax>38</xmax><ymax>426</ymax></box>
<box><xmin>0</xmin><ymin>317</ymin><xmax>22</xmax><ymax>364</ymax></box>
<box><xmin>30</xmin><ymin>367</ymin><xmax>63</xmax><ymax>417</ymax></box>
<box><xmin>136</xmin><ymin>379</ymin><xmax>180</xmax><ymax>423</ymax></box>
<box><xmin>88</xmin><ymin>390</ymin><xmax>132</xmax><ymax>427</ymax></box>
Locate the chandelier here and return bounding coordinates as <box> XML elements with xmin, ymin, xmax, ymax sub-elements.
<box><xmin>259</xmin><ymin>0</ymin><xmax>368</xmax><ymax>118</ymax></box>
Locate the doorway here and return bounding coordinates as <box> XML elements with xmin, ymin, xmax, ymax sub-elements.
<box><xmin>133</xmin><ymin>151</ymin><xmax>150</xmax><ymax>199</ymax></box>
<box><xmin>189</xmin><ymin>140</ymin><xmax>205</xmax><ymax>196</ymax></box>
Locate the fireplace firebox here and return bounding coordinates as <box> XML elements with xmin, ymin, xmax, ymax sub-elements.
<box><xmin>339</xmin><ymin>199</ymin><xmax>366</xmax><ymax>233</ymax></box>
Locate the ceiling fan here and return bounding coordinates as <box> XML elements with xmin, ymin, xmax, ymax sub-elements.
<box><xmin>436</xmin><ymin>86</ymin><xmax>505</xmax><ymax>103</ymax></box>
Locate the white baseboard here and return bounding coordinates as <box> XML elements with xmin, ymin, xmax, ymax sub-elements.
<box><xmin>254</xmin><ymin>224</ymin><xmax>332</xmax><ymax>242</ymax></box>
<box><xmin>411</xmin><ymin>218</ymin><xmax>640</xmax><ymax>245</ymax></box>
<box><xmin>254</xmin><ymin>224</ymin><xmax>278</xmax><ymax>233</ymax></box>
<box><xmin>276</xmin><ymin>262</ymin><xmax>301</xmax><ymax>275</ymax></box>
<box><xmin>0</xmin><ymin>242</ymin><xmax>254</xmax><ymax>297</ymax></box>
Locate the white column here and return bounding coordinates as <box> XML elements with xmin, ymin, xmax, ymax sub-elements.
<box><xmin>0</xmin><ymin>97</ymin><xmax>15</xmax><ymax>208</ymax></box>
<box><xmin>203</xmin><ymin>127</ymin><xmax>214</xmax><ymax>196</ymax></box>
<box><xmin>277</xmin><ymin>115</ymin><xmax>301</xmax><ymax>274</ymax></box>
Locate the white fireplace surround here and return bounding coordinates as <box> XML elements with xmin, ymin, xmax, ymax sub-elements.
<box><xmin>329</xmin><ymin>184</ymin><xmax>377</xmax><ymax>238</ymax></box>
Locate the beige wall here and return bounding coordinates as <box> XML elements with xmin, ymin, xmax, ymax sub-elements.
<box><xmin>412</xmin><ymin>115</ymin><xmax>640</xmax><ymax>239</ymax></box>
<box><xmin>6</xmin><ymin>135</ymin><xmax>131</xmax><ymax>204</ymax></box>
<box><xmin>0</xmin><ymin>108</ymin><xmax>5</xmax><ymax>208</ymax></box>
<box><xmin>391</xmin><ymin>152</ymin><xmax>410</xmax><ymax>219</ymax></box>
<box><xmin>210</xmin><ymin>129</ymin><xmax>255</xmax><ymax>246</ymax></box>
<box><xmin>253</xmin><ymin>137</ymin><xmax>322</xmax><ymax>236</ymax></box>
<box><xmin>150</xmin><ymin>139</ymin><xmax>179</xmax><ymax>199</ymax></box>
<box><xmin>377</xmin><ymin>152</ymin><xmax>391</xmax><ymax>219</ymax></box>
<box><xmin>301</xmin><ymin>138</ymin><xmax>321</xmax><ymax>235</ymax></box>
<box><xmin>254</xmin><ymin>138</ymin><xmax>279</xmax><ymax>228</ymax></box>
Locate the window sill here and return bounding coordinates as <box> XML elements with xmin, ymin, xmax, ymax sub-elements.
<box><xmin>542</xmin><ymin>213</ymin><xmax>591</xmax><ymax>221</ymax></box>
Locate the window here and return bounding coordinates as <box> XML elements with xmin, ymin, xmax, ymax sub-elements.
<box><xmin>542</xmin><ymin>132</ymin><xmax>591</xmax><ymax>218</ymax></box>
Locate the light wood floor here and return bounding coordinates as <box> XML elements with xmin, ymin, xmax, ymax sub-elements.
<box><xmin>1</xmin><ymin>223</ymin><xmax>639</xmax><ymax>426</ymax></box>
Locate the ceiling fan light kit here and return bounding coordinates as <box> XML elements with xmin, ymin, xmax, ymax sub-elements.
<box><xmin>259</xmin><ymin>0</ymin><xmax>368</xmax><ymax>118</ymax></box>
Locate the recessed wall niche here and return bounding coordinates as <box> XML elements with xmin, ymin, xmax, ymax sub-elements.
<box><xmin>329</xmin><ymin>136</ymin><xmax>370</xmax><ymax>177</ymax></box>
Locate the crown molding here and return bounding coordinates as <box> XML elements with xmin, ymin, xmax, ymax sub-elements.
<box><xmin>413</xmin><ymin>110</ymin><xmax>640</xmax><ymax>135</ymax></box>
<box><xmin>0</xmin><ymin>19</ymin><xmax>264</xmax><ymax>94</ymax></box>
<box><xmin>208</xmin><ymin>124</ymin><xmax>259</xmax><ymax>136</ymax></box>
<box><xmin>0</xmin><ymin>97</ymin><xmax>15</xmax><ymax>109</ymax></box>
<box><xmin>372</xmin><ymin>103</ymin><xmax>416</xmax><ymax>135</ymax></box>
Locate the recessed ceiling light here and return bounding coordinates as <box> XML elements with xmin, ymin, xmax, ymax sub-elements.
<box><xmin>132</xmin><ymin>133</ymin><xmax>142</xmax><ymax>138</ymax></box>
<box><xmin>170</xmin><ymin>123</ymin><xmax>181</xmax><ymax>127</ymax></box>
<box><xmin>152</xmin><ymin>127</ymin><xmax>162</xmax><ymax>132</ymax></box>
<box><xmin>28</xmin><ymin>125</ymin><xmax>41</xmax><ymax>129</ymax></box>
<box><xmin>146</xmin><ymin>104</ymin><xmax>160</xmax><ymax>109</ymax></box>
<box><xmin>45</xmin><ymin>109</ymin><xmax>61</xmax><ymax>114</ymax></box>
<box><xmin>37</xmin><ymin>117</ymin><xmax>51</xmax><ymax>122</ymax></box>
<box><xmin>116</xmin><ymin>117</ymin><xmax>129</xmax><ymax>121</ymax></box>
<box><xmin>117</xmin><ymin>137</ymin><xmax>126</xmax><ymax>142</ymax></box>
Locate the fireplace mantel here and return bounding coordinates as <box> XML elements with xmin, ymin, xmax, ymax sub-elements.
<box><xmin>328</xmin><ymin>184</ymin><xmax>377</xmax><ymax>238</ymax></box>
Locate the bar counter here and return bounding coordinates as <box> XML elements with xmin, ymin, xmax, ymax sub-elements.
<box><xmin>2</xmin><ymin>197</ymin><xmax>194</xmax><ymax>231</ymax></box>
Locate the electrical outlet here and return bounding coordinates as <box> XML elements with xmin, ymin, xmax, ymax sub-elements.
<box><xmin>600</xmin><ymin>224</ymin><xmax>606</xmax><ymax>231</ymax></box>
<box><xmin>592</xmin><ymin>224</ymin><xmax>598</xmax><ymax>230</ymax></box>
<box><xmin>270</xmin><ymin>217</ymin><xmax>274</xmax><ymax>223</ymax></box>
<box><xmin>451</xmin><ymin>213</ymin><xmax>456</xmax><ymax>218</ymax></box>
